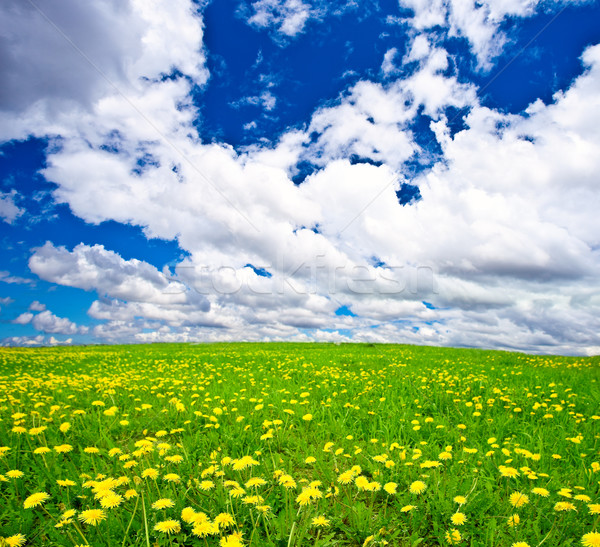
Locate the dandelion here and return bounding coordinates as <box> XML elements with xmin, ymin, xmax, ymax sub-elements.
<box><xmin>245</xmin><ymin>477</ymin><xmax>267</xmax><ymax>488</ymax></box>
<box><xmin>142</xmin><ymin>468</ymin><xmax>159</xmax><ymax>480</ymax></box>
<box><xmin>199</xmin><ymin>480</ymin><xmax>215</xmax><ymax>491</ymax></box>
<box><xmin>445</xmin><ymin>529</ymin><xmax>461</xmax><ymax>544</ymax></box>
<box><xmin>582</xmin><ymin>532</ymin><xmax>600</xmax><ymax>547</ymax></box>
<box><xmin>3</xmin><ymin>534</ymin><xmax>27</xmax><ymax>547</ymax></box>
<box><xmin>214</xmin><ymin>513</ymin><xmax>235</xmax><ymax>528</ymax></box>
<box><xmin>312</xmin><ymin>515</ymin><xmax>330</xmax><ymax>527</ymax></box>
<box><xmin>451</xmin><ymin>513</ymin><xmax>467</xmax><ymax>526</ymax></box>
<box><xmin>6</xmin><ymin>470</ymin><xmax>24</xmax><ymax>479</ymax></box>
<box><xmin>499</xmin><ymin>466</ymin><xmax>519</xmax><ymax>478</ymax></box>
<box><xmin>409</xmin><ymin>481</ymin><xmax>427</xmax><ymax>494</ymax></box>
<box><xmin>220</xmin><ymin>532</ymin><xmax>244</xmax><ymax>547</ymax></box>
<box><xmin>99</xmin><ymin>492</ymin><xmax>123</xmax><ymax>509</ymax></box>
<box><xmin>507</xmin><ymin>514</ymin><xmax>520</xmax><ymax>527</ymax></box>
<box><xmin>232</xmin><ymin>455</ymin><xmax>259</xmax><ymax>471</ymax></box>
<box><xmin>61</xmin><ymin>509</ymin><xmax>77</xmax><ymax>520</ymax></box>
<box><xmin>531</xmin><ymin>488</ymin><xmax>549</xmax><ymax>497</ymax></box>
<box><xmin>512</xmin><ymin>543</ymin><xmax>531</xmax><ymax>547</ymax></box>
<box><xmin>588</xmin><ymin>504</ymin><xmax>600</xmax><ymax>515</ymax></box>
<box><xmin>302</xmin><ymin>414</ymin><xmax>313</xmax><ymax>421</ymax></box>
<box><xmin>192</xmin><ymin>520</ymin><xmax>219</xmax><ymax>538</ymax></box>
<box><xmin>383</xmin><ymin>482</ymin><xmax>397</xmax><ymax>495</ymax></box>
<box><xmin>401</xmin><ymin>505</ymin><xmax>416</xmax><ymax>512</ymax></box>
<box><xmin>23</xmin><ymin>492</ymin><xmax>50</xmax><ymax>509</ymax></box>
<box><xmin>152</xmin><ymin>498</ymin><xmax>175</xmax><ymax>510</ymax></box>
<box><xmin>154</xmin><ymin>520</ymin><xmax>181</xmax><ymax>534</ymax></box>
<box><xmin>454</xmin><ymin>496</ymin><xmax>466</xmax><ymax>504</ymax></box>
<box><xmin>163</xmin><ymin>473</ymin><xmax>180</xmax><ymax>483</ymax></box>
<box><xmin>554</xmin><ymin>502</ymin><xmax>576</xmax><ymax>512</ymax></box>
<box><xmin>509</xmin><ymin>492</ymin><xmax>529</xmax><ymax>508</ymax></box>
<box><xmin>78</xmin><ymin>509</ymin><xmax>106</xmax><ymax>526</ymax></box>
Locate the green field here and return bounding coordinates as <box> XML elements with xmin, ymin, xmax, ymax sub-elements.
<box><xmin>0</xmin><ymin>343</ymin><xmax>599</xmax><ymax>547</ymax></box>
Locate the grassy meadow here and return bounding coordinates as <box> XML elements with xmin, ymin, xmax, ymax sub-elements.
<box><xmin>0</xmin><ymin>342</ymin><xmax>599</xmax><ymax>547</ymax></box>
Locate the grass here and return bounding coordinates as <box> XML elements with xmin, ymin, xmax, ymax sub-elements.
<box><xmin>0</xmin><ymin>342</ymin><xmax>599</xmax><ymax>546</ymax></box>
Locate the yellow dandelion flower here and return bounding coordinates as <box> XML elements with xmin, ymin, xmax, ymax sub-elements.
<box><xmin>312</xmin><ymin>515</ymin><xmax>330</xmax><ymax>527</ymax></box>
<box><xmin>509</xmin><ymin>492</ymin><xmax>529</xmax><ymax>508</ymax></box>
<box><xmin>454</xmin><ymin>496</ymin><xmax>466</xmax><ymax>504</ymax></box>
<box><xmin>220</xmin><ymin>532</ymin><xmax>244</xmax><ymax>547</ymax></box>
<box><xmin>507</xmin><ymin>514</ymin><xmax>520</xmax><ymax>527</ymax></box>
<box><xmin>588</xmin><ymin>504</ymin><xmax>600</xmax><ymax>515</ymax></box>
<box><xmin>451</xmin><ymin>512</ymin><xmax>467</xmax><ymax>526</ymax></box>
<box><xmin>99</xmin><ymin>492</ymin><xmax>123</xmax><ymax>509</ymax></box>
<box><xmin>78</xmin><ymin>509</ymin><xmax>106</xmax><ymax>526</ymax></box>
<box><xmin>245</xmin><ymin>477</ymin><xmax>267</xmax><ymax>488</ymax></box>
<box><xmin>511</xmin><ymin>543</ymin><xmax>530</xmax><ymax>547</ymax></box>
<box><xmin>409</xmin><ymin>481</ymin><xmax>427</xmax><ymax>494</ymax></box>
<box><xmin>152</xmin><ymin>498</ymin><xmax>175</xmax><ymax>510</ymax></box>
<box><xmin>582</xmin><ymin>532</ymin><xmax>600</xmax><ymax>547</ymax></box>
<box><xmin>7</xmin><ymin>470</ymin><xmax>24</xmax><ymax>479</ymax></box>
<box><xmin>192</xmin><ymin>520</ymin><xmax>219</xmax><ymax>537</ymax></box>
<box><xmin>181</xmin><ymin>507</ymin><xmax>197</xmax><ymax>523</ymax></box>
<box><xmin>499</xmin><ymin>466</ymin><xmax>519</xmax><ymax>478</ymax></box>
<box><xmin>214</xmin><ymin>513</ymin><xmax>235</xmax><ymax>528</ymax></box>
<box><xmin>154</xmin><ymin>520</ymin><xmax>181</xmax><ymax>534</ymax></box>
<box><xmin>23</xmin><ymin>492</ymin><xmax>50</xmax><ymax>509</ymax></box>
<box><xmin>383</xmin><ymin>482</ymin><xmax>397</xmax><ymax>495</ymax></box>
<box><xmin>531</xmin><ymin>488</ymin><xmax>549</xmax><ymax>497</ymax></box>
<box><xmin>3</xmin><ymin>534</ymin><xmax>27</xmax><ymax>547</ymax></box>
<box><xmin>401</xmin><ymin>505</ymin><xmax>416</xmax><ymax>512</ymax></box>
<box><xmin>554</xmin><ymin>502</ymin><xmax>576</xmax><ymax>512</ymax></box>
<box><xmin>445</xmin><ymin>529</ymin><xmax>461</xmax><ymax>544</ymax></box>
<box><xmin>163</xmin><ymin>473</ymin><xmax>180</xmax><ymax>483</ymax></box>
<box><xmin>142</xmin><ymin>468</ymin><xmax>159</xmax><ymax>480</ymax></box>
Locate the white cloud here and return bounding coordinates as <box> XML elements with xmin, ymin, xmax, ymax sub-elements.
<box><xmin>245</xmin><ymin>0</ymin><xmax>313</xmax><ymax>37</ymax></box>
<box><xmin>1</xmin><ymin>334</ymin><xmax>46</xmax><ymax>347</ymax></box>
<box><xmin>0</xmin><ymin>271</ymin><xmax>35</xmax><ymax>285</ymax></box>
<box><xmin>30</xmin><ymin>310</ymin><xmax>86</xmax><ymax>335</ymax></box>
<box><xmin>0</xmin><ymin>0</ymin><xmax>207</xmax><ymax>141</ymax></box>
<box><xmin>0</xmin><ymin>191</ymin><xmax>23</xmax><ymax>223</ymax></box>
<box><xmin>29</xmin><ymin>301</ymin><xmax>46</xmax><ymax>312</ymax></box>
<box><xmin>396</xmin><ymin>0</ymin><xmax>563</xmax><ymax>69</ymax></box>
<box><xmin>14</xmin><ymin>312</ymin><xmax>33</xmax><ymax>324</ymax></box>
<box><xmin>29</xmin><ymin>242</ymin><xmax>208</xmax><ymax>309</ymax></box>
<box><xmin>381</xmin><ymin>48</ymin><xmax>399</xmax><ymax>75</ymax></box>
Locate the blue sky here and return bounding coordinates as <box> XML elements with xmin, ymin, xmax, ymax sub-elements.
<box><xmin>1</xmin><ymin>0</ymin><xmax>600</xmax><ymax>354</ymax></box>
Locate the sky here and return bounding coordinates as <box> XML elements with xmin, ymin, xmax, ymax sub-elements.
<box><xmin>1</xmin><ymin>0</ymin><xmax>600</xmax><ymax>354</ymax></box>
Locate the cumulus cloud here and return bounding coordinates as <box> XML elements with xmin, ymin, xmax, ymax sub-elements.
<box><xmin>31</xmin><ymin>310</ymin><xmax>86</xmax><ymax>335</ymax></box>
<box><xmin>0</xmin><ymin>190</ymin><xmax>24</xmax><ymax>223</ymax></box>
<box><xmin>0</xmin><ymin>0</ymin><xmax>207</xmax><ymax>141</ymax></box>
<box><xmin>29</xmin><ymin>241</ymin><xmax>209</xmax><ymax>309</ymax></box>
<box><xmin>13</xmin><ymin>312</ymin><xmax>33</xmax><ymax>325</ymax></box>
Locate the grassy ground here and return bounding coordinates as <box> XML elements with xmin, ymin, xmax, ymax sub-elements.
<box><xmin>0</xmin><ymin>342</ymin><xmax>599</xmax><ymax>546</ymax></box>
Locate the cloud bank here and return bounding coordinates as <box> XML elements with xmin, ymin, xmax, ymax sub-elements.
<box><xmin>1</xmin><ymin>0</ymin><xmax>599</xmax><ymax>354</ymax></box>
